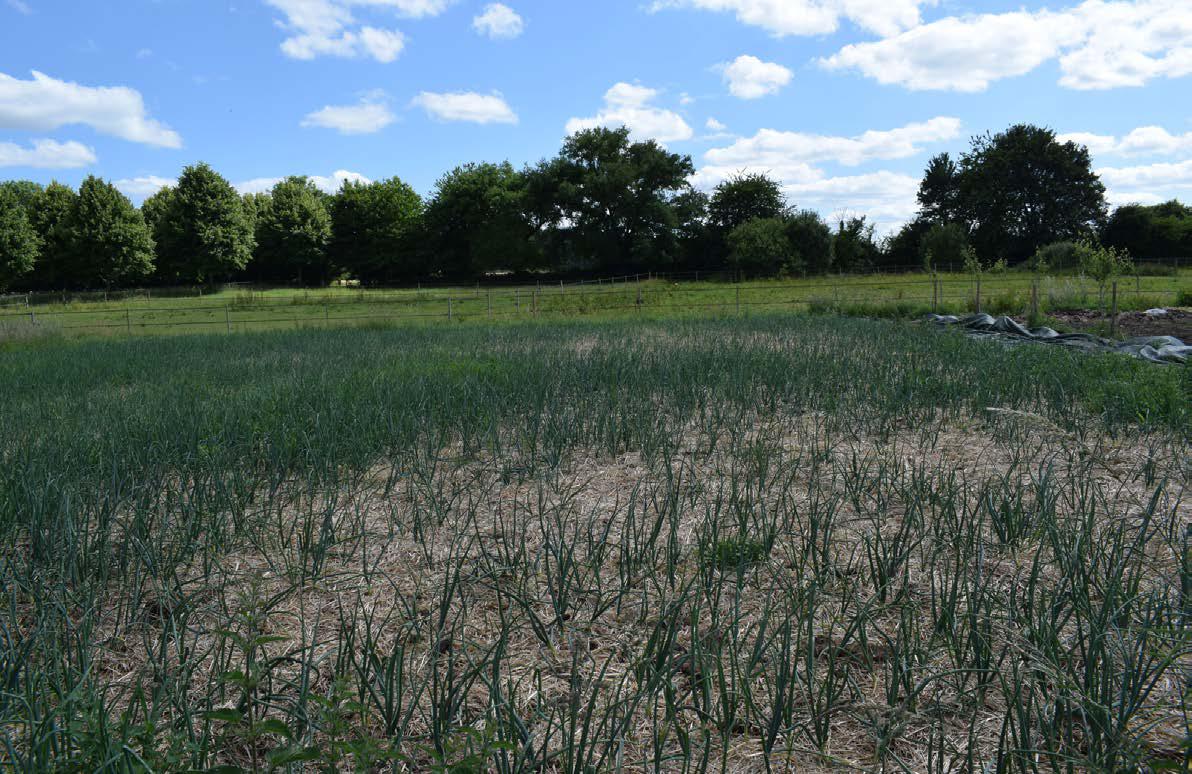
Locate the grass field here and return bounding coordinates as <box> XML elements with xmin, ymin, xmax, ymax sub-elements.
<box><xmin>1</xmin><ymin>314</ymin><xmax>1189</xmax><ymax>771</ymax></box>
<box><xmin>1</xmin><ymin>268</ymin><xmax>1189</xmax><ymax>340</ymax></box>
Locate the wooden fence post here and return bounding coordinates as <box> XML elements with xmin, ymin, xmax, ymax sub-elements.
<box><xmin>736</xmin><ymin>285</ymin><xmax>741</xmax><ymax>315</ymax></box>
<box><xmin>975</xmin><ymin>277</ymin><xmax>982</xmax><ymax>314</ymax></box>
<box><xmin>1110</xmin><ymin>281</ymin><xmax>1119</xmax><ymax>337</ymax></box>
<box><xmin>516</xmin><ymin>288</ymin><xmax>520</xmax><ymax>313</ymax></box>
<box><xmin>126</xmin><ymin>309</ymin><xmax>131</xmax><ymax>334</ymax></box>
<box><xmin>1030</xmin><ymin>280</ymin><xmax>1039</xmax><ymax>323</ymax></box>
<box><xmin>487</xmin><ymin>289</ymin><xmax>492</xmax><ymax>318</ymax></box>
<box><xmin>448</xmin><ymin>297</ymin><xmax>453</xmax><ymax>322</ymax></box>
<box><xmin>225</xmin><ymin>306</ymin><xmax>231</xmax><ymax>333</ymax></box>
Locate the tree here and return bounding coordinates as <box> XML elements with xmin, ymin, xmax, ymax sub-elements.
<box><xmin>539</xmin><ymin>127</ymin><xmax>695</xmax><ymax>272</ymax></box>
<box><xmin>27</xmin><ymin>182</ymin><xmax>78</xmax><ymax>289</ymax></box>
<box><xmin>784</xmin><ymin>210</ymin><xmax>832</xmax><ymax>275</ymax></box>
<box><xmin>920</xmin><ymin>222</ymin><xmax>970</xmax><ymax>271</ymax></box>
<box><xmin>881</xmin><ymin>216</ymin><xmax>933</xmax><ymax>271</ymax></box>
<box><xmin>831</xmin><ymin>216</ymin><xmax>879</xmax><ymax>273</ymax></box>
<box><xmin>1076</xmin><ymin>240</ymin><xmax>1133</xmax><ymax>311</ymax></box>
<box><xmin>255</xmin><ymin>177</ymin><xmax>333</xmax><ymax>286</ymax></box>
<box><xmin>332</xmin><ymin>179</ymin><xmax>422</xmax><ymax>284</ymax></box>
<box><xmin>421</xmin><ymin>164</ymin><xmax>534</xmax><ymax>280</ymax></box>
<box><xmin>1102</xmin><ymin>200</ymin><xmax>1192</xmax><ymax>261</ymax></box>
<box><xmin>955</xmin><ymin>125</ymin><xmax>1106</xmax><ymax>262</ymax></box>
<box><xmin>70</xmin><ymin>176</ymin><xmax>155</xmax><ymax>288</ymax></box>
<box><xmin>709</xmin><ymin>173</ymin><xmax>786</xmax><ymax>234</ymax></box>
<box><xmin>159</xmin><ymin>163</ymin><xmax>255</xmax><ymax>284</ymax></box>
<box><xmin>0</xmin><ymin>185</ymin><xmax>40</xmax><ymax>292</ymax></box>
<box><xmin>917</xmin><ymin>154</ymin><xmax>960</xmax><ymax>224</ymax></box>
<box><xmin>671</xmin><ymin>189</ymin><xmax>712</xmax><ymax>270</ymax></box>
<box><xmin>727</xmin><ymin>217</ymin><xmax>794</xmax><ymax>277</ymax></box>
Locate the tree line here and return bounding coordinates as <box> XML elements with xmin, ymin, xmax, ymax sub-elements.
<box><xmin>1</xmin><ymin>124</ymin><xmax>1189</xmax><ymax>293</ymax></box>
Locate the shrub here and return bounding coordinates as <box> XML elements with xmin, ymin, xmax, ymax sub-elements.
<box><xmin>920</xmin><ymin>222</ymin><xmax>969</xmax><ymax>272</ymax></box>
<box><xmin>727</xmin><ymin>217</ymin><xmax>796</xmax><ymax>277</ymax></box>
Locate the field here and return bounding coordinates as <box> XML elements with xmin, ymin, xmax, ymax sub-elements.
<box><xmin>2</xmin><ymin>268</ymin><xmax>1190</xmax><ymax>340</ymax></box>
<box><xmin>1</xmin><ymin>313</ymin><xmax>1189</xmax><ymax>772</ymax></box>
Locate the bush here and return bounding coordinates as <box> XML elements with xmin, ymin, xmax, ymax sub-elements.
<box><xmin>1031</xmin><ymin>241</ymin><xmax>1081</xmax><ymax>271</ymax></box>
<box><xmin>920</xmin><ymin>222</ymin><xmax>969</xmax><ymax>272</ymax></box>
<box><xmin>727</xmin><ymin>217</ymin><xmax>797</xmax><ymax>277</ymax></box>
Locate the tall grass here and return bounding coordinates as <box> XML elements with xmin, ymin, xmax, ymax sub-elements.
<box><xmin>0</xmin><ymin>314</ymin><xmax>1188</xmax><ymax>770</ymax></box>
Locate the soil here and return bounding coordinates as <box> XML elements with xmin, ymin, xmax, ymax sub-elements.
<box><xmin>1044</xmin><ymin>307</ymin><xmax>1192</xmax><ymax>342</ymax></box>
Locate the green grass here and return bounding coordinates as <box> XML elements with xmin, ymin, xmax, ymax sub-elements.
<box><xmin>2</xmin><ymin>268</ymin><xmax>1188</xmax><ymax>340</ymax></box>
<box><xmin>0</xmin><ymin>314</ymin><xmax>1188</xmax><ymax>771</ymax></box>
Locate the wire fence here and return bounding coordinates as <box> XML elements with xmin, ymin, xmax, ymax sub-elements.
<box><xmin>0</xmin><ymin>271</ymin><xmax>1185</xmax><ymax>338</ymax></box>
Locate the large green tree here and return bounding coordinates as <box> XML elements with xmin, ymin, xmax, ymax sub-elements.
<box><xmin>1102</xmin><ymin>200</ymin><xmax>1192</xmax><ymax>260</ymax></box>
<box><xmin>916</xmin><ymin>154</ymin><xmax>961</xmax><ymax>224</ymax></box>
<box><xmin>831</xmin><ymin>216</ymin><xmax>879</xmax><ymax>274</ymax></box>
<box><xmin>538</xmin><ymin>127</ymin><xmax>694</xmax><ymax>272</ymax></box>
<box><xmin>156</xmin><ymin>163</ymin><xmax>255</xmax><ymax>283</ymax></box>
<box><xmin>332</xmin><ymin>177</ymin><xmax>425</xmax><ymax>284</ymax></box>
<box><xmin>28</xmin><ymin>182</ymin><xmax>80</xmax><ymax>288</ymax></box>
<box><xmin>784</xmin><ymin>210</ymin><xmax>832</xmax><ymax>275</ymax></box>
<box><xmin>0</xmin><ymin>185</ymin><xmax>40</xmax><ymax>292</ymax></box>
<box><xmin>255</xmin><ymin>177</ymin><xmax>334</xmax><ymax>286</ymax></box>
<box><xmin>422</xmin><ymin>163</ymin><xmax>536</xmax><ymax>279</ymax></box>
<box><xmin>70</xmin><ymin>176</ymin><xmax>155</xmax><ymax>288</ymax></box>
<box><xmin>954</xmin><ymin>125</ymin><xmax>1106</xmax><ymax>262</ymax></box>
<box><xmin>708</xmin><ymin>173</ymin><xmax>787</xmax><ymax>234</ymax></box>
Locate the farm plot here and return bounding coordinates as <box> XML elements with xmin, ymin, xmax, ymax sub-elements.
<box><xmin>0</xmin><ymin>315</ymin><xmax>1188</xmax><ymax>771</ymax></box>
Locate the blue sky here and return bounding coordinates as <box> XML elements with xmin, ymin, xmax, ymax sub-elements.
<box><xmin>1</xmin><ymin>0</ymin><xmax>1190</xmax><ymax>231</ymax></box>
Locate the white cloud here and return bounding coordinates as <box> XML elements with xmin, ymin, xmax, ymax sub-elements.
<box><xmin>0</xmin><ymin>70</ymin><xmax>181</xmax><ymax>148</ymax></box>
<box><xmin>651</xmin><ymin>0</ymin><xmax>931</xmax><ymax>37</ymax></box>
<box><xmin>264</xmin><ymin>0</ymin><xmax>450</xmax><ymax>61</ymax></box>
<box><xmin>821</xmin><ymin>0</ymin><xmax>1192</xmax><ymax>92</ymax></box>
<box><xmin>1059</xmin><ymin>125</ymin><xmax>1192</xmax><ymax>157</ymax></box>
<box><xmin>1098</xmin><ymin>159</ymin><xmax>1192</xmax><ymax>189</ymax></box>
<box><xmin>115</xmin><ymin>175</ymin><xmax>176</xmax><ymax>197</ymax></box>
<box><xmin>236</xmin><ymin>170</ymin><xmax>373</xmax><ymax>195</ymax></box>
<box><xmin>785</xmin><ymin>171</ymin><xmax>922</xmax><ymax>232</ymax></box>
<box><xmin>7</xmin><ymin>0</ymin><xmax>32</xmax><ymax>14</ymax></box>
<box><xmin>411</xmin><ymin>91</ymin><xmax>518</xmax><ymax>124</ymax></box>
<box><xmin>693</xmin><ymin>116</ymin><xmax>961</xmax><ymax>187</ymax></box>
<box><xmin>473</xmin><ymin>3</ymin><xmax>524</xmax><ymax>39</ymax></box>
<box><xmin>0</xmin><ymin>138</ymin><xmax>96</xmax><ymax>169</ymax></box>
<box><xmin>721</xmin><ymin>55</ymin><xmax>792</xmax><ymax>99</ymax></box>
<box><xmin>302</xmin><ymin>94</ymin><xmax>395</xmax><ymax>134</ymax></box>
<box><xmin>566</xmin><ymin>82</ymin><xmax>693</xmax><ymax>144</ymax></box>
<box><xmin>706</xmin><ymin>117</ymin><xmax>726</xmax><ymax>132</ymax></box>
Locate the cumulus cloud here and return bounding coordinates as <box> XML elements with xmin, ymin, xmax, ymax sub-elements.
<box><xmin>0</xmin><ymin>138</ymin><xmax>96</xmax><ymax>168</ymax></box>
<box><xmin>693</xmin><ymin>116</ymin><xmax>961</xmax><ymax>187</ymax></box>
<box><xmin>720</xmin><ymin>55</ymin><xmax>792</xmax><ymax>99</ymax></box>
<box><xmin>7</xmin><ymin>0</ymin><xmax>32</xmax><ymax>14</ymax></box>
<box><xmin>236</xmin><ymin>170</ymin><xmax>373</xmax><ymax>195</ymax></box>
<box><xmin>264</xmin><ymin>0</ymin><xmax>451</xmax><ymax>62</ymax></box>
<box><xmin>302</xmin><ymin>93</ymin><xmax>395</xmax><ymax>134</ymax></box>
<box><xmin>821</xmin><ymin>0</ymin><xmax>1192</xmax><ymax>92</ymax></box>
<box><xmin>0</xmin><ymin>70</ymin><xmax>181</xmax><ymax>148</ymax></box>
<box><xmin>114</xmin><ymin>175</ymin><xmax>176</xmax><ymax>197</ymax></box>
<box><xmin>411</xmin><ymin>91</ymin><xmax>518</xmax><ymax>124</ymax></box>
<box><xmin>566</xmin><ymin>83</ymin><xmax>693</xmax><ymax>144</ymax></box>
<box><xmin>650</xmin><ymin>0</ymin><xmax>930</xmax><ymax>37</ymax></box>
<box><xmin>1059</xmin><ymin>125</ymin><xmax>1192</xmax><ymax>157</ymax></box>
<box><xmin>785</xmin><ymin>171</ymin><xmax>922</xmax><ymax>232</ymax></box>
<box><xmin>473</xmin><ymin>3</ymin><xmax>524</xmax><ymax>39</ymax></box>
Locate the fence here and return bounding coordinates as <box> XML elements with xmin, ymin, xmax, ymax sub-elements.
<box><xmin>0</xmin><ymin>272</ymin><xmax>1185</xmax><ymax>338</ymax></box>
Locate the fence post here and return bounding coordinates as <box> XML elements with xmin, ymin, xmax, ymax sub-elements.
<box><xmin>325</xmin><ymin>305</ymin><xmax>330</xmax><ymax>326</ymax></box>
<box><xmin>975</xmin><ymin>277</ymin><xmax>982</xmax><ymax>314</ymax></box>
<box><xmin>516</xmin><ymin>288</ymin><xmax>520</xmax><ymax>313</ymax></box>
<box><xmin>126</xmin><ymin>308</ymin><xmax>131</xmax><ymax>334</ymax></box>
<box><xmin>225</xmin><ymin>306</ymin><xmax>231</xmax><ymax>333</ymax></box>
<box><xmin>1030</xmin><ymin>280</ymin><xmax>1039</xmax><ymax>324</ymax></box>
<box><xmin>736</xmin><ymin>285</ymin><xmax>741</xmax><ymax>316</ymax></box>
<box><xmin>560</xmin><ymin>280</ymin><xmax>564</xmax><ymax>298</ymax></box>
<box><xmin>487</xmin><ymin>289</ymin><xmax>492</xmax><ymax>318</ymax></box>
<box><xmin>636</xmin><ymin>283</ymin><xmax>642</xmax><ymax>312</ymax></box>
<box><xmin>533</xmin><ymin>288</ymin><xmax>538</xmax><ymax>316</ymax></box>
<box><xmin>1110</xmin><ymin>281</ymin><xmax>1119</xmax><ymax>337</ymax></box>
<box><xmin>448</xmin><ymin>297</ymin><xmax>453</xmax><ymax>322</ymax></box>
<box><xmin>931</xmin><ymin>274</ymin><xmax>938</xmax><ymax>313</ymax></box>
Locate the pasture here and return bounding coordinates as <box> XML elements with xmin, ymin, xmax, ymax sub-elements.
<box><xmin>1</xmin><ymin>313</ymin><xmax>1189</xmax><ymax>771</ymax></box>
<box><xmin>1</xmin><ymin>268</ymin><xmax>1189</xmax><ymax>340</ymax></box>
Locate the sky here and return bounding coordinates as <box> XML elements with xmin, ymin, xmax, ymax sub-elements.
<box><xmin>1</xmin><ymin>0</ymin><xmax>1190</xmax><ymax>233</ymax></box>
